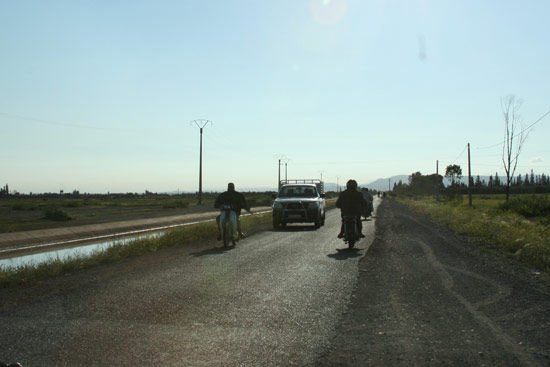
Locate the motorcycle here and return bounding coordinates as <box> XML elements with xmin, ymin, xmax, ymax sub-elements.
<box><xmin>362</xmin><ymin>200</ymin><xmax>374</xmax><ymax>219</ymax></box>
<box><xmin>219</xmin><ymin>204</ymin><xmax>239</xmax><ymax>248</ymax></box>
<box><xmin>342</xmin><ymin>215</ymin><xmax>360</xmax><ymax>249</ymax></box>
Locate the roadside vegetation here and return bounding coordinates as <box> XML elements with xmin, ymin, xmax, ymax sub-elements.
<box><xmin>0</xmin><ymin>210</ymin><xmax>273</xmax><ymax>288</ymax></box>
<box><xmin>391</xmin><ymin>170</ymin><xmax>550</xmax><ymax>271</ymax></box>
<box><xmin>392</xmin><ymin>172</ymin><xmax>550</xmax><ymax>271</ymax></box>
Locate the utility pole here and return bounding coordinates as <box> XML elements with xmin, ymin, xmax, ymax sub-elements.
<box><xmin>468</xmin><ymin>143</ymin><xmax>472</xmax><ymax>207</ymax></box>
<box><xmin>191</xmin><ymin>119</ymin><xmax>212</xmax><ymax>205</ymax></box>
<box><xmin>278</xmin><ymin>159</ymin><xmax>281</xmax><ymax>189</ymax></box>
<box><xmin>285</xmin><ymin>161</ymin><xmax>288</xmax><ymax>181</ymax></box>
<box><xmin>274</xmin><ymin>154</ymin><xmax>287</xmax><ymax>191</ymax></box>
<box><xmin>282</xmin><ymin>157</ymin><xmax>290</xmax><ymax>182</ymax></box>
<box><xmin>436</xmin><ymin>159</ymin><xmax>440</xmax><ymax>200</ymax></box>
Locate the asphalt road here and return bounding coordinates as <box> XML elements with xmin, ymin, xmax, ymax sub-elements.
<box><xmin>0</xmin><ymin>201</ymin><xmax>377</xmax><ymax>366</ymax></box>
<box><xmin>2</xmin><ymin>198</ymin><xmax>549</xmax><ymax>366</ymax></box>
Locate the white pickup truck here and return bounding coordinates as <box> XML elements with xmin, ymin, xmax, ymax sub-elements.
<box><xmin>272</xmin><ymin>179</ymin><xmax>326</xmax><ymax>229</ymax></box>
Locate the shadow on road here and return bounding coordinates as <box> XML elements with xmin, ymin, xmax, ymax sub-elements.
<box><xmin>327</xmin><ymin>248</ymin><xmax>363</xmax><ymax>260</ymax></box>
<box><xmin>190</xmin><ymin>245</ymin><xmax>235</xmax><ymax>257</ymax></box>
<box><xmin>271</xmin><ymin>225</ymin><xmax>318</xmax><ymax>233</ymax></box>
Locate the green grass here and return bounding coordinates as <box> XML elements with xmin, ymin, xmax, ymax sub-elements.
<box><xmin>500</xmin><ymin>195</ymin><xmax>550</xmax><ymax>218</ymax></box>
<box><xmin>398</xmin><ymin>194</ymin><xmax>550</xmax><ymax>271</ymax></box>
<box><xmin>0</xmin><ymin>211</ymin><xmax>273</xmax><ymax>288</ymax></box>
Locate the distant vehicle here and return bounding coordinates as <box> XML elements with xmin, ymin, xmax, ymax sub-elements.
<box><xmin>272</xmin><ymin>179</ymin><xmax>326</xmax><ymax>229</ymax></box>
<box><xmin>361</xmin><ymin>188</ymin><xmax>374</xmax><ymax>219</ymax></box>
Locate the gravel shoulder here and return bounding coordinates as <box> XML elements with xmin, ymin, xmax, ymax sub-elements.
<box><xmin>318</xmin><ymin>199</ymin><xmax>550</xmax><ymax>366</ymax></box>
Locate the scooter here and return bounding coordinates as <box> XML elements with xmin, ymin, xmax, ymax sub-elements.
<box><xmin>219</xmin><ymin>204</ymin><xmax>239</xmax><ymax>248</ymax></box>
<box><xmin>342</xmin><ymin>215</ymin><xmax>360</xmax><ymax>249</ymax></box>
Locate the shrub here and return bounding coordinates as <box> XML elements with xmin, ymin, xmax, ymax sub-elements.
<box><xmin>500</xmin><ymin>195</ymin><xmax>550</xmax><ymax>218</ymax></box>
<box><xmin>247</xmin><ymin>195</ymin><xmax>274</xmax><ymax>207</ymax></box>
<box><xmin>162</xmin><ymin>200</ymin><xmax>189</xmax><ymax>209</ymax></box>
<box><xmin>43</xmin><ymin>208</ymin><xmax>72</xmax><ymax>221</ymax></box>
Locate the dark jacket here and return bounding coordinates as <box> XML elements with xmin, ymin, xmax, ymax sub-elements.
<box><xmin>214</xmin><ymin>190</ymin><xmax>250</xmax><ymax>215</ymax></box>
<box><xmin>336</xmin><ymin>189</ymin><xmax>367</xmax><ymax>216</ymax></box>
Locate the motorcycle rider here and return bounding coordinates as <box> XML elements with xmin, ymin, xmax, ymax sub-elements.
<box><xmin>360</xmin><ymin>187</ymin><xmax>374</xmax><ymax>218</ymax></box>
<box><xmin>214</xmin><ymin>182</ymin><xmax>251</xmax><ymax>240</ymax></box>
<box><xmin>336</xmin><ymin>179</ymin><xmax>367</xmax><ymax>238</ymax></box>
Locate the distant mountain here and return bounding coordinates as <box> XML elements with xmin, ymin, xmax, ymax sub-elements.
<box><xmin>363</xmin><ymin>175</ymin><xmax>409</xmax><ymax>192</ymax></box>
<box><xmin>165</xmin><ymin>174</ymin><xmax>498</xmax><ymax>195</ymax></box>
<box><xmin>323</xmin><ymin>176</ymin><xmax>410</xmax><ymax>192</ymax></box>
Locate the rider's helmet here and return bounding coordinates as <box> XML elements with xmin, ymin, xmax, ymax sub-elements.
<box><xmin>346</xmin><ymin>179</ymin><xmax>358</xmax><ymax>190</ymax></box>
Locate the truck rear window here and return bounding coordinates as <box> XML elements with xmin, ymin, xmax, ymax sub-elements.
<box><xmin>279</xmin><ymin>186</ymin><xmax>318</xmax><ymax>198</ymax></box>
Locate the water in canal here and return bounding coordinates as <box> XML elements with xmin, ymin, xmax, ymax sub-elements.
<box><xmin>0</xmin><ymin>231</ymin><xmax>165</xmax><ymax>270</ymax></box>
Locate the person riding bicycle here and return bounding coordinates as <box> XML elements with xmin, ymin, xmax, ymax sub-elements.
<box><xmin>214</xmin><ymin>182</ymin><xmax>251</xmax><ymax>240</ymax></box>
<box><xmin>336</xmin><ymin>179</ymin><xmax>367</xmax><ymax>238</ymax></box>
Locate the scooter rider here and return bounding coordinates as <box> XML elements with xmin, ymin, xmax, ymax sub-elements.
<box><xmin>214</xmin><ymin>182</ymin><xmax>251</xmax><ymax>240</ymax></box>
<box><xmin>336</xmin><ymin>179</ymin><xmax>367</xmax><ymax>238</ymax></box>
<box><xmin>361</xmin><ymin>187</ymin><xmax>374</xmax><ymax>218</ymax></box>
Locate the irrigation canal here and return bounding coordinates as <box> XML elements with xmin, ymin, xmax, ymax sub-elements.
<box><xmin>0</xmin><ymin>210</ymin><xmax>271</xmax><ymax>270</ymax></box>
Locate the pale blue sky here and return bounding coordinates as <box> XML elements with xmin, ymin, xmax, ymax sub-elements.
<box><xmin>1</xmin><ymin>0</ymin><xmax>549</xmax><ymax>193</ymax></box>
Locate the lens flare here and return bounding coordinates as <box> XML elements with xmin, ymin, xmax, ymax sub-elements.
<box><xmin>310</xmin><ymin>0</ymin><xmax>348</xmax><ymax>26</ymax></box>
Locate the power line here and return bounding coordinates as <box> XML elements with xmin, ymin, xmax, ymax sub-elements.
<box><xmin>0</xmin><ymin>111</ymin><xmax>146</xmax><ymax>133</ymax></box>
<box><xmin>475</xmin><ymin>107</ymin><xmax>550</xmax><ymax>150</ymax></box>
<box><xmin>449</xmin><ymin>144</ymin><xmax>468</xmax><ymax>165</ymax></box>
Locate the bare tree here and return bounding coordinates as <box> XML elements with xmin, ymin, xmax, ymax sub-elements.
<box><xmin>501</xmin><ymin>95</ymin><xmax>528</xmax><ymax>201</ymax></box>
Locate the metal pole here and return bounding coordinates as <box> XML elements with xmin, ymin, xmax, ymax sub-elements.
<box><xmin>278</xmin><ymin>159</ymin><xmax>281</xmax><ymax>190</ymax></box>
<box><xmin>199</xmin><ymin>127</ymin><xmax>203</xmax><ymax>204</ymax></box>
<box><xmin>191</xmin><ymin>119</ymin><xmax>212</xmax><ymax>205</ymax></box>
<box><xmin>468</xmin><ymin>143</ymin><xmax>472</xmax><ymax>207</ymax></box>
<box><xmin>274</xmin><ymin>154</ymin><xmax>287</xmax><ymax>191</ymax></box>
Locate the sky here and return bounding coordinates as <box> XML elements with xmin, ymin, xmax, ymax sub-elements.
<box><xmin>1</xmin><ymin>0</ymin><xmax>549</xmax><ymax>193</ymax></box>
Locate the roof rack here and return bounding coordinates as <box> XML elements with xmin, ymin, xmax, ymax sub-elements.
<box><xmin>279</xmin><ymin>179</ymin><xmax>324</xmax><ymax>194</ymax></box>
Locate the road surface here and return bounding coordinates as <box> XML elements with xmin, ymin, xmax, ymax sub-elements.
<box><xmin>2</xmin><ymin>198</ymin><xmax>550</xmax><ymax>366</ymax></box>
<box><xmin>0</xmin><ymin>201</ymin><xmax>377</xmax><ymax>366</ymax></box>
